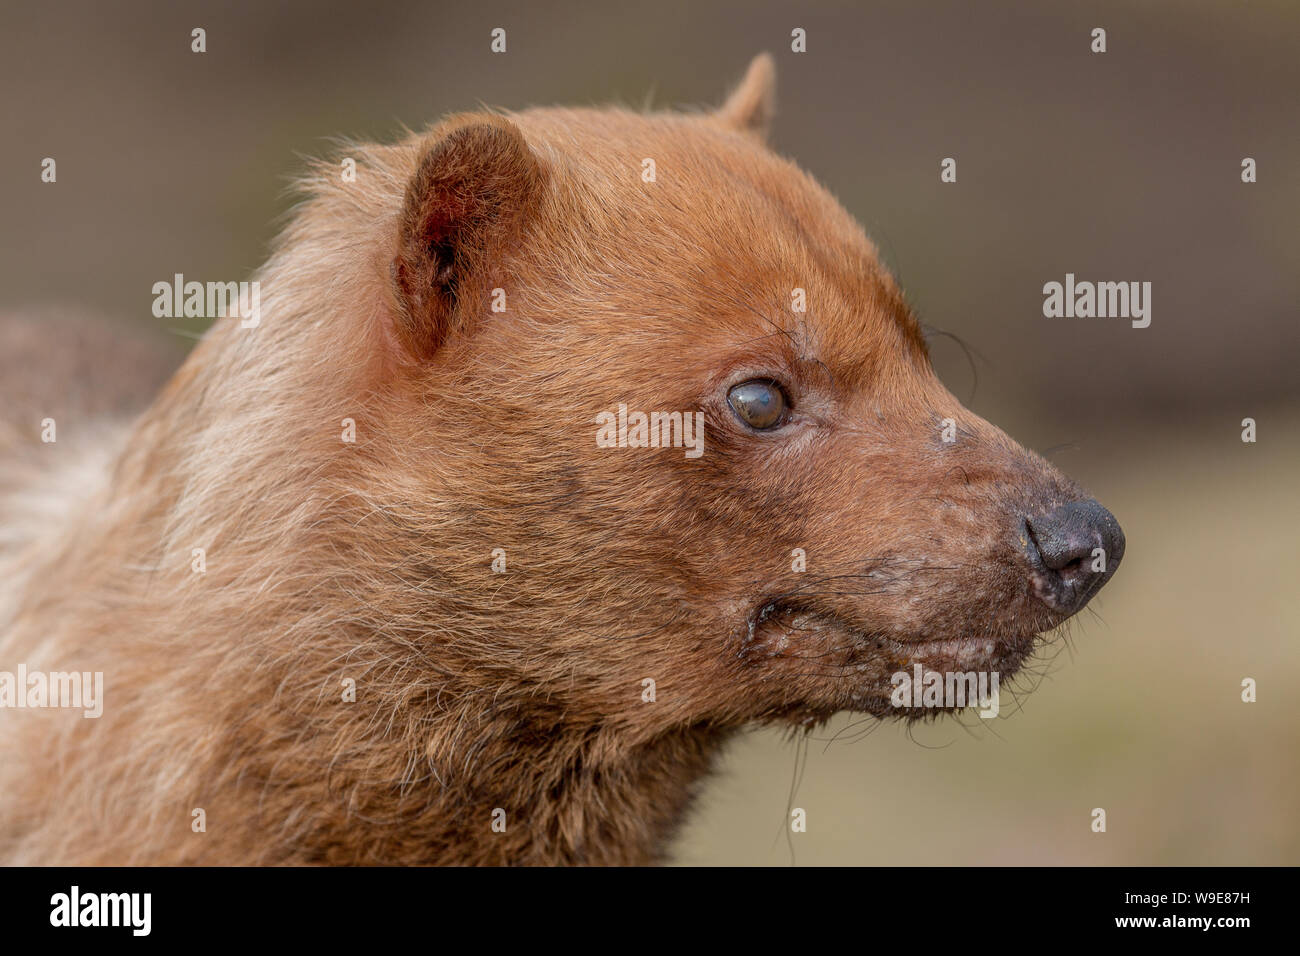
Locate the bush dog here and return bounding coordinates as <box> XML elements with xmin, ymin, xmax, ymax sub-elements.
<box><xmin>0</xmin><ymin>55</ymin><xmax>1124</xmax><ymax>865</ymax></box>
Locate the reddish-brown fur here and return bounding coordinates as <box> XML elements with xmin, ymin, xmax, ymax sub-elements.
<box><xmin>0</xmin><ymin>56</ymin><xmax>1112</xmax><ymax>864</ymax></box>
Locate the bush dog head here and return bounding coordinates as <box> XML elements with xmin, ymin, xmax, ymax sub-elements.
<box><xmin>376</xmin><ymin>53</ymin><xmax>1124</xmax><ymax>729</ymax></box>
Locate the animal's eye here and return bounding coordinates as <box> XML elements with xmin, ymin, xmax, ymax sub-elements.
<box><xmin>727</xmin><ymin>380</ymin><xmax>789</xmax><ymax>430</ymax></box>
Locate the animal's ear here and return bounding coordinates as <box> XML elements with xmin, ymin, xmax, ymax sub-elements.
<box><xmin>391</xmin><ymin>114</ymin><xmax>545</xmax><ymax>360</ymax></box>
<box><xmin>716</xmin><ymin>53</ymin><xmax>776</xmax><ymax>140</ymax></box>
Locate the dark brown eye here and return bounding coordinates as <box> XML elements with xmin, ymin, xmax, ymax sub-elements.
<box><xmin>727</xmin><ymin>380</ymin><xmax>788</xmax><ymax>430</ymax></box>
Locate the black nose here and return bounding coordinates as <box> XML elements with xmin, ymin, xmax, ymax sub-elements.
<box><xmin>1024</xmin><ymin>499</ymin><xmax>1125</xmax><ymax>615</ymax></box>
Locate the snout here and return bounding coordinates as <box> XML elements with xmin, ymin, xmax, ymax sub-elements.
<box><xmin>1023</xmin><ymin>499</ymin><xmax>1125</xmax><ymax>616</ymax></box>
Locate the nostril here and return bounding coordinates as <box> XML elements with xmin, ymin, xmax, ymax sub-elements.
<box><xmin>1058</xmin><ymin>555</ymin><xmax>1087</xmax><ymax>575</ymax></box>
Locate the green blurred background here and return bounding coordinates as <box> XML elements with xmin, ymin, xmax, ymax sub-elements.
<box><xmin>2</xmin><ymin>0</ymin><xmax>1296</xmax><ymax>864</ymax></box>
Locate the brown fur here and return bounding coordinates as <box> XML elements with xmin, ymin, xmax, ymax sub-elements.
<box><xmin>0</xmin><ymin>56</ymin><xmax>1111</xmax><ymax>865</ymax></box>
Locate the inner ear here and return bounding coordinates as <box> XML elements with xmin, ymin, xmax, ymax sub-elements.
<box><xmin>392</xmin><ymin>115</ymin><xmax>545</xmax><ymax>361</ymax></box>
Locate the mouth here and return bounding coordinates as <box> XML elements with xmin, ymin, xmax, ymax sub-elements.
<box><xmin>883</xmin><ymin>633</ymin><xmax>1032</xmax><ymax>670</ymax></box>
<box><xmin>744</xmin><ymin>602</ymin><xmax>1043</xmax><ymax>717</ymax></box>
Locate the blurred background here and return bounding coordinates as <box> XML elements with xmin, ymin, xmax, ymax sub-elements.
<box><xmin>1</xmin><ymin>0</ymin><xmax>1295</xmax><ymax>864</ymax></box>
